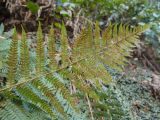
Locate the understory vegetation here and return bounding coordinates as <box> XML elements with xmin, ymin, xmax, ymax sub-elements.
<box><xmin>0</xmin><ymin>0</ymin><xmax>160</xmax><ymax>120</ymax></box>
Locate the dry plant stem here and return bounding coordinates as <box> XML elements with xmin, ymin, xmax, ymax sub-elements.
<box><xmin>73</xmin><ymin>9</ymin><xmax>82</xmax><ymax>38</ymax></box>
<box><xmin>0</xmin><ymin>36</ymin><xmax>5</xmax><ymax>39</ymax></box>
<box><xmin>86</xmin><ymin>93</ymin><xmax>94</xmax><ymax>120</ymax></box>
<box><xmin>71</xmin><ymin>82</ymin><xmax>79</xmax><ymax>104</ymax></box>
<box><xmin>70</xmin><ymin>82</ymin><xmax>73</xmax><ymax>94</ymax></box>
<box><xmin>142</xmin><ymin>54</ymin><xmax>158</xmax><ymax>73</ymax></box>
<box><xmin>37</xmin><ymin>0</ymin><xmax>54</xmax><ymax>19</ymax></box>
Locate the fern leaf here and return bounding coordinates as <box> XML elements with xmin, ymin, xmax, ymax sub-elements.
<box><xmin>118</xmin><ymin>23</ymin><xmax>125</xmax><ymax>38</ymax></box>
<box><xmin>73</xmin><ymin>27</ymin><xmax>88</xmax><ymax>59</ymax></box>
<box><xmin>48</xmin><ymin>25</ymin><xmax>56</xmax><ymax>69</ymax></box>
<box><xmin>60</xmin><ymin>22</ymin><xmax>69</xmax><ymax>65</ymax></box>
<box><xmin>7</xmin><ymin>28</ymin><xmax>18</xmax><ymax>86</ymax></box>
<box><xmin>86</xmin><ymin>23</ymin><xmax>93</xmax><ymax>50</ymax></box>
<box><xmin>112</xmin><ymin>23</ymin><xmax>118</xmax><ymax>41</ymax></box>
<box><xmin>102</xmin><ymin>22</ymin><xmax>112</xmax><ymax>46</ymax></box>
<box><xmin>36</xmin><ymin>22</ymin><xmax>45</xmax><ymax>73</ymax></box>
<box><xmin>20</xmin><ymin>27</ymin><xmax>30</xmax><ymax>78</ymax></box>
<box><xmin>94</xmin><ymin>21</ymin><xmax>101</xmax><ymax>50</ymax></box>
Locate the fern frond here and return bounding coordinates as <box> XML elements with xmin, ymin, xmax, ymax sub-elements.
<box><xmin>0</xmin><ymin>21</ymin><xmax>149</xmax><ymax>119</ymax></box>
<box><xmin>36</xmin><ymin>22</ymin><xmax>45</xmax><ymax>73</ymax></box>
<box><xmin>20</xmin><ymin>27</ymin><xmax>30</xmax><ymax>78</ymax></box>
<box><xmin>7</xmin><ymin>28</ymin><xmax>18</xmax><ymax>86</ymax></box>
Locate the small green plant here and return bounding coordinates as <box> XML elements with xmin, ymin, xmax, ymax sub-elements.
<box><xmin>27</xmin><ymin>1</ymin><xmax>39</xmax><ymax>14</ymax></box>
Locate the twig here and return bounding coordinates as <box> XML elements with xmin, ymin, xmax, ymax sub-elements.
<box><xmin>0</xmin><ymin>36</ymin><xmax>5</xmax><ymax>39</ymax></box>
<box><xmin>142</xmin><ymin>54</ymin><xmax>158</xmax><ymax>73</ymax></box>
<box><xmin>86</xmin><ymin>94</ymin><xmax>94</xmax><ymax>120</ymax></box>
<box><xmin>37</xmin><ymin>0</ymin><xmax>54</xmax><ymax>19</ymax></box>
<box><xmin>73</xmin><ymin>9</ymin><xmax>82</xmax><ymax>38</ymax></box>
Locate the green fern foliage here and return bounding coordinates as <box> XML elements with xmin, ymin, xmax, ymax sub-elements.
<box><xmin>94</xmin><ymin>21</ymin><xmax>101</xmax><ymax>49</ymax></box>
<box><xmin>0</xmin><ymin>21</ymin><xmax>149</xmax><ymax>120</ymax></box>
<box><xmin>16</xmin><ymin>86</ymin><xmax>56</xmax><ymax>118</ymax></box>
<box><xmin>102</xmin><ymin>22</ymin><xmax>112</xmax><ymax>46</ymax></box>
<box><xmin>6</xmin><ymin>28</ymin><xmax>18</xmax><ymax>86</ymax></box>
<box><xmin>0</xmin><ymin>100</ymin><xmax>49</xmax><ymax>120</ymax></box>
<box><xmin>31</xmin><ymin>79</ymin><xmax>67</xmax><ymax>118</ymax></box>
<box><xmin>60</xmin><ymin>22</ymin><xmax>69</xmax><ymax>65</ymax></box>
<box><xmin>48</xmin><ymin>25</ymin><xmax>56</xmax><ymax>69</ymax></box>
<box><xmin>20</xmin><ymin>27</ymin><xmax>30</xmax><ymax>78</ymax></box>
<box><xmin>36</xmin><ymin>22</ymin><xmax>45</xmax><ymax>73</ymax></box>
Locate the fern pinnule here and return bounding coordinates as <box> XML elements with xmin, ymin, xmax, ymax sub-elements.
<box><xmin>20</xmin><ymin>26</ymin><xmax>30</xmax><ymax>78</ymax></box>
<box><xmin>118</xmin><ymin>23</ymin><xmax>124</xmax><ymax>37</ymax></box>
<box><xmin>102</xmin><ymin>22</ymin><xmax>112</xmax><ymax>46</ymax></box>
<box><xmin>86</xmin><ymin>23</ymin><xmax>93</xmax><ymax>50</ymax></box>
<box><xmin>112</xmin><ymin>24</ymin><xmax>118</xmax><ymax>41</ymax></box>
<box><xmin>73</xmin><ymin>27</ymin><xmax>88</xmax><ymax>59</ymax></box>
<box><xmin>124</xmin><ymin>25</ymin><xmax>130</xmax><ymax>38</ymax></box>
<box><xmin>7</xmin><ymin>28</ymin><xmax>18</xmax><ymax>86</ymax></box>
<box><xmin>36</xmin><ymin>22</ymin><xmax>45</xmax><ymax>73</ymax></box>
<box><xmin>94</xmin><ymin>21</ymin><xmax>101</xmax><ymax>50</ymax></box>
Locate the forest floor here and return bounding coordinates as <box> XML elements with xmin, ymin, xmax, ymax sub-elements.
<box><xmin>116</xmin><ymin>58</ymin><xmax>160</xmax><ymax>120</ymax></box>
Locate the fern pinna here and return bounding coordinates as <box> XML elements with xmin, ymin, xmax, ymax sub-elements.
<box><xmin>0</xmin><ymin>22</ymin><xmax>149</xmax><ymax>120</ymax></box>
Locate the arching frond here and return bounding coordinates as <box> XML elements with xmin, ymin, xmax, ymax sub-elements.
<box><xmin>0</xmin><ymin>21</ymin><xmax>149</xmax><ymax>120</ymax></box>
